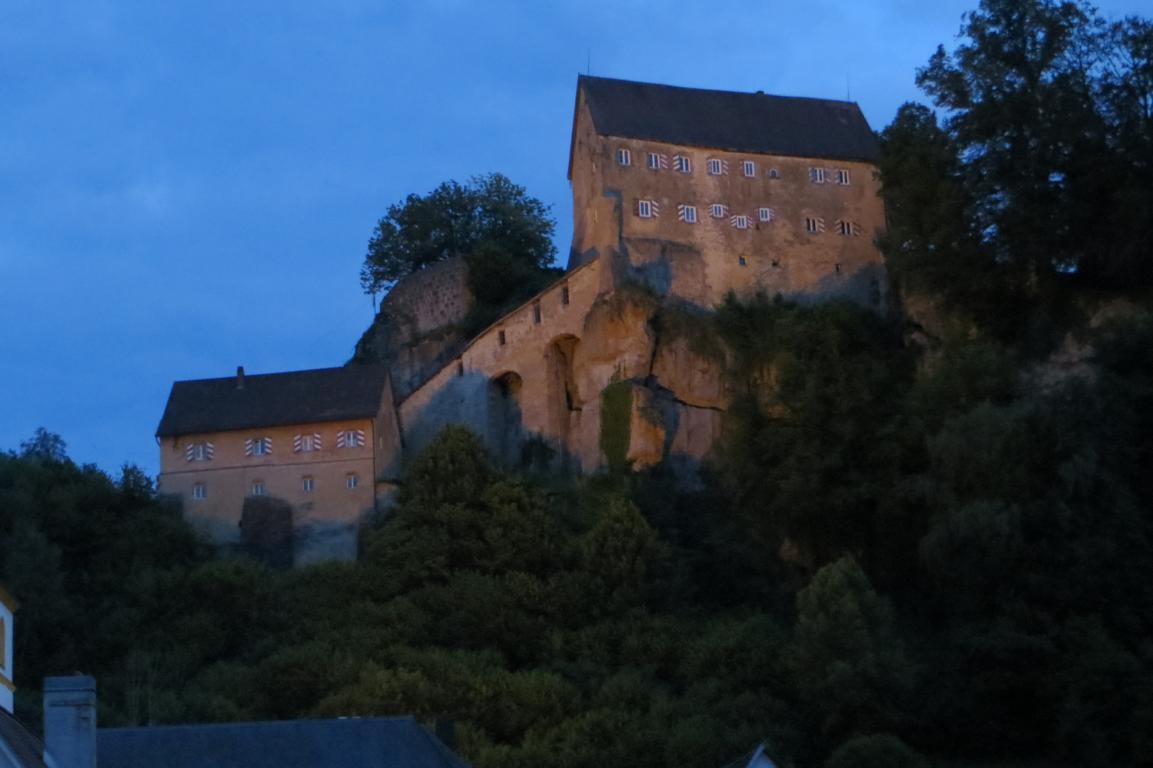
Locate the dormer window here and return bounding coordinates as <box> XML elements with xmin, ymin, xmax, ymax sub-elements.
<box><xmin>616</xmin><ymin>148</ymin><xmax>631</xmax><ymax>167</ymax></box>
<box><xmin>294</xmin><ymin>433</ymin><xmax>322</xmax><ymax>453</ymax></box>
<box><xmin>758</xmin><ymin>207</ymin><xmax>775</xmax><ymax>223</ymax></box>
<box><xmin>337</xmin><ymin>429</ymin><xmax>366</xmax><ymax>448</ymax></box>
<box><xmin>835</xmin><ymin>169</ymin><xmax>851</xmax><ymax>185</ymax></box>
<box><xmin>672</xmin><ymin>155</ymin><xmax>692</xmax><ymax>174</ymax></box>
<box><xmin>245</xmin><ymin>436</ymin><xmax>272</xmax><ymax>457</ymax></box>
<box><xmin>647</xmin><ymin>152</ymin><xmax>667</xmax><ymax>170</ymax></box>
<box><xmin>809</xmin><ymin>167</ymin><xmax>827</xmax><ymax>184</ymax></box>
<box><xmin>185</xmin><ymin>442</ymin><xmax>214</xmax><ymax>462</ymax></box>
<box><xmin>731</xmin><ymin>215</ymin><xmax>752</xmax><ymax>230</ymax></box>
<box><xmin>636</xmin><ymin>199</ymin><xmax>659</xmax><ymax>218</ymax></box>
<box><xmin>741</xmin><ymin>160</ymin><xmax>756</xmax><ymax>177</ymax></box>
<box><xmin>707</xmin><ymin>158</ymin><xmax>726</xmax><ymax>176</ymax></box>
<box><xmin>678</xmin><ymin>204</ymin><xmax>698</xmax><ymax>224</ymax></box>
<box><xmin>709</xmin><ymin>203</ymin><xmax>728</xmax><ymax>219</ymax></box>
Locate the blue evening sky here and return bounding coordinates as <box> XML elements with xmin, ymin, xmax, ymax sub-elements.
<box><xmin>1</xmin><ymin>0</ymin><xmax>1146</xmax><ymax>477</ymax></box>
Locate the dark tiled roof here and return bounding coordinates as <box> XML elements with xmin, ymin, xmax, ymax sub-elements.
<box><xmin>97</xmin><ymin>717</ymin><xmax>470</xmax><ymax>768</ymax></box>
<box><xmin>577</xmin><ymin>75</ymin><xmax>880</xmax><ymax>163</ymax></box>
<box><xmin>156</xmin><ymin>365</ymin><xmax>390</xmax><ymax>437</ymax></box>
<box><xmin>0</xmin><ymin>709</ymin><xmax>50</xmax><ymax>768</ymax></box>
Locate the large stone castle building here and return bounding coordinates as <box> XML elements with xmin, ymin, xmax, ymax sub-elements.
<box><xmin>157</xmin><ymin>75</ymin><xmax>886</xmax><ymax>563</ymax></box>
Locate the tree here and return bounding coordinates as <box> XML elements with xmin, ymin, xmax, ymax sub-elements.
<box><xmin>788</xmin><ymin>557</ymin><xmax>912</xmax><ymax>744</ymax></box>
<box><xmin>915</xmin><ymin>0</ymin><xmax>1153</xmax><ymax>288</ymax></box>
<box><xmin>824</xmin><ymin>734</ymin><xmax>928</xmax><ymax>768</ymax></box>
<box><xmin>19</xmin><ymin>427</ymin><xmax>67</xmax><ymax>461</ymax></box>
<box><xmin>360</xmin><ymin>173</ymin><xmax>556</xmax><ymax>297</ymax></box>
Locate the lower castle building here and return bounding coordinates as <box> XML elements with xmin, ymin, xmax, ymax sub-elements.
<box><xmin>157</xmin><ymin>75</ymin><xmax>888</xmax><ymax>563</ymax></box>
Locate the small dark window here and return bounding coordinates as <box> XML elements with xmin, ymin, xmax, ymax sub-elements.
<box><xmin>456</xmin><ymin>361</ymin><xmax>464</xmax><ymax>377</ymax></box>
<box><xmin>561</xmin><ymin>286</ymin><xmax>570</xmax><ymax>305</ymax></box>
<box><xmin>771</xmin><ymin>258</ymin><xmax>780</xmax><ymax>268</ymax></box>
<box><xmin>834</xmin><ymin>263</ymin><xmax>842</xmax><ymax>274</ymax></box>
<box><xmin>738</xmin><ymin>256</ymin><xmax>747</xmax><ymax>267</ymax></box>
<box><xmin>533</xmin><ymin>302</ymin><xmax>542</xmax><ymax>324</ymax></box>
<box><xmin>498</xmin><ymin>330</ymin><xmax>506</xmax><ymax>346</ymax></box>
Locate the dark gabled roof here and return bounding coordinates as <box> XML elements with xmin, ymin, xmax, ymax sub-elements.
<box><xmin>156</xmin><ymin>365</ymin><xmax>390</xmax><ymax>437</ymax></box>
<box><xmin>97</xmin><ymin>716</ymin><xmax>470</xmax><ymax>768</ymax></box>
<box><xmin>0</xmin><ymin>709</ymin><xmax>50</xmax><ymax>768</ymax></box>
<box><xmin>576</xmin><ymin>75</ymin><xmax>879</xmax><ymax>163</ymax></box>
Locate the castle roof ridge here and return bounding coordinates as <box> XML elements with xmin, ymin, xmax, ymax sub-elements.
<box><xmin>573</xmin><ymin>74</ymin><xmax>880</xmax><ymax>166</ymax></box>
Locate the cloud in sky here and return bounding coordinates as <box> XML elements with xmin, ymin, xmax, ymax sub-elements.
<box><xmin>1</xmin><ymin>0</ymin><xmax>1148</xmax><ymax>475</ymax></box>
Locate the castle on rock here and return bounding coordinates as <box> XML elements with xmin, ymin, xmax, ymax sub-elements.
<box><xmin>156</xmin><ymin>76</ymin><xmax>887</xmax><ymax>564</ymax></box>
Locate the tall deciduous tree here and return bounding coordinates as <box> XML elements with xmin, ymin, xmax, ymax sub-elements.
<box><xmin>360</xmin><ymin>173</ymin><xmax>556</xmax><ymax>297</ymax></box>
<box><xmin>914</xmin><ymin>0</ymin><xmax>1153</xmax><ymax>288</ymax></box>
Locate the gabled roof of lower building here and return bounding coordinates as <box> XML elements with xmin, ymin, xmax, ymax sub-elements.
<box><xmin>573</xmin><ymin>75</ymin><xmax>880</xmax><ymax>166</ymax></box>
<box><xmin>156</xmin><ymin>364</ymin><xmax>390</xmax><ymax>438</ymax></box>
<box><xmin>0</xmin><ymin>709</ymin><xmax>49</xmax><ymax>768</ymax></box>
<box><xmin>97</xmin><ymin>716</ymin><xmax>470</xmax><ymax>768</ymax></box>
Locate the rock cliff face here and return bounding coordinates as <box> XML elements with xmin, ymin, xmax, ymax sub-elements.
<box><xmin>585</xmin><ymin>292</ymin><xmax>731</xmax><ymax>475</ymax></box>
<box><xmin>352</xmin><ymin>257</ymin><xmax>474</xmax><ymax>400</ymax></box>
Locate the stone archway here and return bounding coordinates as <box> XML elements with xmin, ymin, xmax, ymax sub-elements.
<box><xmin>487</xmin><ymin>371</ymin><xmax>523</xmax><ymax>467</ymax></box>
<box><xmin>544</xmin><ymin>334</ymin><xmax>581</xmax><ymax>450</ymax></box>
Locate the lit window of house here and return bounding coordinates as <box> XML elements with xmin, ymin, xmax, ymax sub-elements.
<box><xmin>616</xmin><ymin>148</ymin><xmax>631</xmax><ymax>166</ymax></box>
<box><xmin>835</xmin><ymin>169</ymin><xmax>851</xmax><ymax>185</ymax></box>
<box><xmin>709</xmin><ymin>203</ymin><xmax>728</xmax><ymax>219</ymax></box>
<box><xmin>192</xmin><ymin>483</ymin><xmax>207</xmax><ymax>500</ymax></box>
<box><xmin>346</xmin><ymin>474</ymin><xmax>359</xmax><ymax>490</ymax></box>
<box><xmin>836</xmin><ymin>219</ymin><xmax>860</xmax><ymax>236</ymax></box>
<box><xmin>678</xmin><ymin>204</ymin><xmax>698</xmax><ymax>223</ymax></box>
<box><xmin>637</xmin><ymin>199</ymin><xmax>659</xmax><ymax>218</ymax></box>
<box><xmin>809</xmin><ymin>167</ymin><xmax>827</xmax><ymax>184</ymax></box>
<box><xmin>731</xmin><ymin>214</ymin><xmax>751</xmax><ymax>230</ymax></box>
<box><xmin>185</xmin><ymin>442</ymin><xmax>215</xmax><ymax>462</ymax></box>
<box><xmin>672</xmin><ymin>155</ymin><xmax>692</xmax><ymax>173</ymax></box>
<box><xmin>302</xmin><ymin>476</ymin><xmax>314</xmax><ymax>493</ymax></box>
<box><xmin>250</xmin><ymin>481</ymin><xmax>267</xmax><ymax>497</ymax></box>
<box><xmin>741</xmin><ymin>160</ymin><xmax>756</xmax><ymax>177</ymax></box>
<box><xmin>244</xmin><ymin>436</ymin><xmax>272</xmax><ymax>457</ymax></box>
<box><xmin>805</xmin><ymin>216</ymin><xmax>825</xmax><ymax>234</ymax></box>
<box><xmin>293</xmin><ymin>433</ymin><xmax>322</xmax><ymax>453</ymax></box>
<box><xmin>707</xmin><ymin>158</ymin><xmax>726</xmax><ymax>175</ymax></box>
<box><xmin>337</xmin><ymin>429</ymin><xmax>365</xmax><ymax>448</ymax></box>
<box><xmin>647</xmin><ymin>152</ymin><xmax>667</xmax><ymax>170</ymax></box>
<box><xmin>757</xmin><ymin>207</ymin><xmax>775</xmax><ymax>223</ymax></box>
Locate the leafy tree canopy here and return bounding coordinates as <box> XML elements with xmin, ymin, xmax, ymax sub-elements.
<box><xmin>910</xmin><ymin>0</ymin><xmax>1153</xmax><ymax>289</ymax></box>
<box><xmin>359</xmin><ymin>173</ymin><xmax>557</xmax><ymax>297</ymax></box>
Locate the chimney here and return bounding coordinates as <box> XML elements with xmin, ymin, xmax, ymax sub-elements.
<box><xmin>237</xmin><ymin>366</ymin><xmax>245</xmax><ymax>389</ymax></box>
<box><xmin>43</xmin><ymin>676</ymin><xmax>97</xmax><ymax>768</ymax></box>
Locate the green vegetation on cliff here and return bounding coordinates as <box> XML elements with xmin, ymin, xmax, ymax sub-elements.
<box><xmin>6</xmin><ymin>3</ymin><xmax>1153</xmax><ymax>767</ymax></box>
